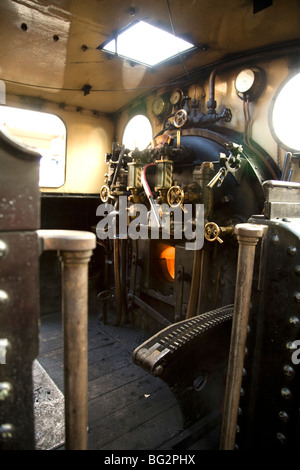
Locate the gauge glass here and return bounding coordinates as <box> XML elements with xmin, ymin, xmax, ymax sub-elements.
<box><xmin>152</xmin><ymin>97</ymin><xmax>165</xmax><ymax>116</ymax></box>
<box><xmin>235</xmin><ymin>69</ymin><xmax>255</xmax><ymax>93</ymax></box>
<box><xmin>170</xmin><ymin>89</ymin><xmax>182</xmax><ymax>105</ymax></box>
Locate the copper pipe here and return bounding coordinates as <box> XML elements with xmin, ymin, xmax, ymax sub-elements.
<box><xmin>207</xmin><ymin>69</ymin><xmax>217</xmax><ymax>113</ymax></box>
<box><xmin>38</xmin><ymin>230</ymin><xmax>96</xmax><ymax>450</ymax></box>
<box><xmin>220</xmin><ymin>223</ymin><xmax>267</xmax><ymax>450</ymax></box>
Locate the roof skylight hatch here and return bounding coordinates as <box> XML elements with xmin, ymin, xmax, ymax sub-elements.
<box><xmin>98</xmin><ymin>20</ymin><xmax>195</xmax><ymax>67</ymax></box>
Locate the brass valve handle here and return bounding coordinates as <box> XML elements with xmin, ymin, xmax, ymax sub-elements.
<box><xmin>204</xmin><ymin>222</ymin><xmax>234</xmax><ymax>244</ymax></box>
<box><xmin>204</xmin><ymin>222</ymin><xmax>224</xmax><ymax>243</ymax></box>
<box><xmin>100</xmin><ymin>184</ymin><xmax>110</xmax><ymax>203</ymax></box>
<box><xmin>167</xmin><ymin>185</ymin><xmax>184</xmax><ymax>206</ymax></box>
<box><xmin>174</xmin><ymin>109</ymin><xmax>188</xmax><ymax>128</ymax></box>
<box><xmin>167</xmin><ymin>185</ymin><xmax>187</xmax><ymax>213</ymax></box>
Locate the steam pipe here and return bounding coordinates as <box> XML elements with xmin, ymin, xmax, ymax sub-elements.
<box><xmin>114</xmin><ymin>237</ymin><xmax>123</xmax><ymax>326</ymax></box>
<box><xmin>121</xmin><ymin>238</ymin><xmax>128</xmax><ymax>322</ymax></box>
<box><xmin>207</xmin><ymin>69</ymin><xmax>217</xmax><ymax>114</ymax></box>
<box><xmin>186</xmin><ymin>249</ymin><xmax>202</xmax><ymax>319</ymax></box>
<box><xmin>111</xmin><ymin>145</ymin><xmax>125</xmax><ymax>188</ymax></box>
<box><xmin>113</xmin><ymin>199</ymin><xmax>123</xmax><ymax>326</ymax></box>
<box><xmin>281</xmin><ymin>152</ymin><xmax>293</xmax><ymax>181</ymax></box>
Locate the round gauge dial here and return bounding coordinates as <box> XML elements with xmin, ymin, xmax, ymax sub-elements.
<box><xmin>235</xmin><ymin>69</ymin><xmax>255</xmax><ymax>94</ymax></box>
<box><xmin>235</xmin><ymin>67</ymin><xmax>265</xmax><ymax>101</ymax></box>
<box><xmin>152</xmin><ymin>96</ymin><xmax>170</xmax><ymax>117</ymax></box>
<box><xmin>170</xmin><ymin>89</ymin><xmax>183</xmax><ymax>106</ymax></box>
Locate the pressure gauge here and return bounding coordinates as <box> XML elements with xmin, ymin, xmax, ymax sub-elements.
<box><xmin>170</xmin><ymin>88</ymin><xmax>183</xmax><ymax>106</ymax></box>
<box><xmin>235</xmin><ymin>69</ymin><xmax>255</xmax><ymax>94</ymax></box>
<box><xmin>152</xmin><ymin>96</ymin><xmax>171</xmax><ymax>118</ymax></box>
<box><xmin>235</xmin><ymin>67</ymin><xmax>265</xmax><ymax>101</ymax></box>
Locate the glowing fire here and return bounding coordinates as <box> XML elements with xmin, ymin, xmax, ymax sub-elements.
<box><xmin>159</xmin><ymin>246</ymin><xmax>175</xmax><ymax>280</ymax></box>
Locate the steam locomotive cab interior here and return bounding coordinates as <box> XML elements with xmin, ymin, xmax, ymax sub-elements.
<box><xmin>0</xmin><ymin>0</ymin><xmax>300</xmax><ymax>452</ymax></box>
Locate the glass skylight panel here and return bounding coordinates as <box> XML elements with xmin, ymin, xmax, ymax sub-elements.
<box><xmin>101</xmin><ymin>21</ymin><xmax>195</xmax><ymax>67</ymax></box>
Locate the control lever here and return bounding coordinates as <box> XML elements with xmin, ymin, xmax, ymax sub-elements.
<box><xmin>204</xmin><ymin>222</ymin><xmax>234</xmax><ymax>244</ymax></box>
<box><xmin>207</xmin><ymin>144</ymin><xmax>242</xmax><ymax>189</ymax></box>
<box><xmin>207</xmin><ymin>166</ymin><xmax>227</xmax><ymax>189</ymax></box>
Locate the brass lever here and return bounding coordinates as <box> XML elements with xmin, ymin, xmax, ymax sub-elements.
<box><xmin>207</xmin><ymin>167</ymin><xmax>227</xmax><ymax>189</ymax></box>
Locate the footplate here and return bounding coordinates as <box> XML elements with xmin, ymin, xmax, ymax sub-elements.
<box><xmin>132</xmin><ymin>305</ymin><xmax>233</xmax><ymax>428</ymax></box>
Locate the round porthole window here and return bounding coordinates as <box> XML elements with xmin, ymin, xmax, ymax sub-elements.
<box><xmin>122</xmin><ymin>114</ymin><xmax>152</xmax><ymax>150</ymax></box>
<box><xmin>270</xmin><ymin>72</ymin><xmax>300</xmax><ymax>151</ymax></box>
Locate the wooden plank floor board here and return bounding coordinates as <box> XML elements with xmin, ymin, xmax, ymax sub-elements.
<box><xmin>99</xmin><ymin>405</ymin><xmax>182</xmax><ymax>450</ymax></box>
<box><xmin>88</xmin><ymin>364</ymin><xmax>147</xmax><ymax>400</ymax></box>
<box><xmin>87</xmin><ymin>376</ymin><xmax>170</xmax><ymax>426</ymax></box>
<box><xmin>88</xmin><ymin>387</ymin><xmax>181</xmax><ymax>450</ymax></box>
<box><xmin>37</xmin><ymin>309</ymin><xmax>183</xmax><ymax>450</ymax></box>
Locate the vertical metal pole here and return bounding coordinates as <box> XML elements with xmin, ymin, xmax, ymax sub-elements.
<box><xmin>38</xmin><ymin>230</ymin><xmax>96</xmax><ymax>451</ymax></box>
<box><xmin>220</xmin><ymin>223</ymin><xmax>267</xmax><ymax>450</ymax></box>
<box><xmin>60</xmin><ymin>249</ymin><xmax>93</xmax><ymax>450</ymax></box>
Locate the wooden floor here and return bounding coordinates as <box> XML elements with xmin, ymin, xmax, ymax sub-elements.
<box><xmin>37</xmin><ymin>305</ymin><xmax>184</xmax><ymax>450</ymax></box>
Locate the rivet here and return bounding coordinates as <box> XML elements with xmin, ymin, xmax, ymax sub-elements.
<box><xmin>289</xmin><ymin>316</ymin><xmax>300</xmax><ymax>327</ymax></box>
<box><xmin>0</xmin><ymin>240</ymin><xmax>8</xmax><ymax>259</ymax></box>
<box><xmin>240</xmin><ymin>387</ymin><xmax>245</xmax><ymax>396</ymax></box>
<box><xmin>193</xmin><ymin>374</ymin><xmax>207</xmax><ymax>391</ymax></box>
<box><xmin>278</xmin><ymin>411</ymin><xmax>289</xmax><ymax>423</ymax></box>
<box><xmin>294</xmin><ymin>292</ymin><xmax>300</xmax><ymax>303</ymax></box>
<box><xmin>271</xmin><ymin>234</ymin><xmax>280</xmax><ymax>245</ymax></box>
<box><xmin>287</xmin><ymin>246</ymin><xmax>297</xmax><ymax>256</ymax></box>
<box><xmin>283</xmin><ymin>364</ymin><xmax>295</xmax><ymax>377</ymax></box>
<box><xmin>0</xmin><ymin>339</ymin><xmax>10</xmax><ymax>365</ymax></box>
<box><xmin>128</xmin><ymin>7</ymin><xmax>137</xmax><ymax>16</ymax></box>
<box><xmin>295</xmin><ymin>265</ymin><xmax>300</xmax><ymax>276</ymax></box>
<box><xmin>0</xmin><ymin>290</ymin><xmax>9</xmax><ymax>310</ymax></box>
<box><xmin>286</xmin><ymin>341</ymin><xmax>298</xmax><ymax>350</ymax></box>
<box><xmin>0</xmin><ymin>423</ymin><xmax>15</xmax><ymax>440</ymax></box>
<box><xmin>0</xmin><ymin>382</ymin><xmax>12</xmax><ymax>401</ymax></box>
<box><xmin>281</xmin><ymin>387</ymin><xmax>292</xmax><ymax>399</ymax></box>
<box><xmin>276</xmin><ymin>432</ymin><xmax>287</xmax><ymax>444</ymax></box>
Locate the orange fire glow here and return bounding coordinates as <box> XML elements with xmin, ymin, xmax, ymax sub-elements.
<box><xmin>159</xmin><ymin>246</ymin><xmax>175</xmax><ymax>280</ymax></box>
